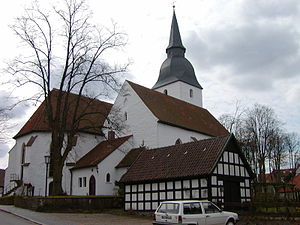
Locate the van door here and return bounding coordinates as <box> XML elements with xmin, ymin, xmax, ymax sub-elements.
<box><xmin>182</xmin><ymin>202</ymin><xmax>206</xmax><ymax>224</ymax></box>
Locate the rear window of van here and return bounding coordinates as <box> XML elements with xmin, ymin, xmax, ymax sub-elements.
<box><xmin>157</xmin><ymin>203</ymin><xmax>179</xmax><ymax>214</ymax></box>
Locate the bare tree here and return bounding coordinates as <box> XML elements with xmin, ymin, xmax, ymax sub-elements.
<box><xmin>0</xmin><ymin>108</ymin><xmax>9</xmax><ymax>144</ymax></box>
<box><xmin>6</xmin><ymin>0</ymin><xmax>128</xmax><ymax>195</ymax></box>
<box><xmin>285</xmin><ymin>132</ymin><xmax>300</xmax><ymax>168</ymax></box>
<box><xmin>243</xmin><ymin>104</ymin><xmax>281</xmax><ymax>182</ymax></box>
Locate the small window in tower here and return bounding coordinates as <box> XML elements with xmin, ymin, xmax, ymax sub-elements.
<box><xmin>124</xmin><ymin>112</ymin><xmax>128</xmax><ymax>121</ymax></box>
<box><xmin>164</xmin><ymin>89</ymin><xmax>168</xmax><ymax>95</ymax></box>
<box><xmin>190</xmin><ymin>89</ymin><xmax>193</xmax><ymax>98</ymax></box>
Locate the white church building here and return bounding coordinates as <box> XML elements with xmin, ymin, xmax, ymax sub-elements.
<box><xmin>4</xmin><ymin>11</ymin><xmax>253</xmax><ymax>210</ymax></box>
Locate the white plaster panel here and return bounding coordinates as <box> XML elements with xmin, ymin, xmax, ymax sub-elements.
<box><xmin>159</xmin><ymin>182</ymin><xmax>165</xmax><ymax>190</ymax></box>
<box><xmin>175</xmin><ymin>181</ymin><xmax>181</xmax><ymax>189</ymax></box>
<box><xmin>138</xmin><ymin>193</ymin><xmax>144</xmax><ymax>201</ymax></box>
<box><xmin>175</xmin><ymin>191</ymin><xmax>181</xmax><ymax>199</ymax></box>
<box><xmin>200</xmin><ymin>179</ymin><xmax>207</xmax><ymax>187</ymax></box>
<box><xmin>211</xmin><ymin>176</ymin><xmax>217</xmax><ymax>185</ymax></box>
<box><xmin>191</xmin><ymin>179</ymin><xmax>198</xmax><ymax>188</ymax></box>
<box><xmin>152</xmin><ymin>183</ymin><xmax>158</xmax><ymax>191</ymax></box>
<box><xmin>183</xmin><ymin>180</ymin><xmax>190</xmax><ymax>188</ymax></box>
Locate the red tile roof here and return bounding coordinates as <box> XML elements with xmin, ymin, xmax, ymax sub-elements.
<box><xmin>128</xmin><ymin>81</ymin><xmax>229</xmax><ymax>137</ymax></box>
<box><xmin>120</xmin><ymin>135</ymin><xmax>232</xmax><ymax>183</ymax></box>
<box><xmin>115</xmin><ymin>147</ymin><xmax>145</xmax><ymax>168</ymax></box>
<box><xmin>72</xmin><ymin>135</ymin><xmax>132</xmax><ymax>170</ymax></box>
<box><xmin>14</xmin><ymin>89</ymin><xmax>112</xmax><ymax>138</ymax></box>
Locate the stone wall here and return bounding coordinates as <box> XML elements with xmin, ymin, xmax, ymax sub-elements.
<box><xmin>14</xmin><ymin>196</ymin><xmax>122</xmax><ymax>212</ymax></box>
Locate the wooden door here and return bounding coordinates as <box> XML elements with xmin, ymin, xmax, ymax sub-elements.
<box><xmin>89</xmin><ymin>175</ymin><xmax>96</xmax><ymax>195</ymax></box>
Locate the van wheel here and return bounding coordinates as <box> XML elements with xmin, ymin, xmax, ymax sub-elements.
<box><xmin>226</xmin><ymin>221</ymin><xmax>235</xmax><ymax>225</ymax></box>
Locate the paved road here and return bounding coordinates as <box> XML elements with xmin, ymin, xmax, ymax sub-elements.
<box><xmin>0</xmin><ymin>205</ymin><xmax>152</xmax><ymax>225</ymax></box>
<box><xmin>0</xmin><ymin>210</ymin><xmax>37</xmax><ymax>225</ymax></box>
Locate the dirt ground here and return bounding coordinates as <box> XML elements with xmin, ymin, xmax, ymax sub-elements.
<box><xmin>238</xmin><ymin>216</ymin><xmax>300</xmax><ymax>225</ymax></box>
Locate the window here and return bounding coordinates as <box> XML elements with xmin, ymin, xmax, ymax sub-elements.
<box><xmin>164</xmin><ymin>89</ymin><xmax>168</xmax><ymax>95</ymax></box>
<box><xmin>83</xmin><ymin>177</ymin><xmax>87</xmax><ymax>187</ymax></box>
<box><xmin>183</xmin><ymin>203</ymin><xmax>202</xmax><ymax>214</ymax></box>
<box><xmin>175</xmin><ymin>138</ymin><xmax>182</xmax><ymax>145</ymax></box>
<box><xmin>157</xmin><ymin>203</ymin><xmax>179</xmax><ymax>214</ymax></box>
<box><xmin>79</xmin><ymin>177</ymin><xmax>82</xmax><ymax>187</ymax></box>
<box><xmin>106</xmin><ymin>173</ymin><xmax>111</xmax><ymax>183</ymax></box>
<box><xmin>124</xmin><ymin>112</ymin><xmax>128</xmax><ymax>120</ymax></box>
<box><xmin>189</xmin><ymin>89</ymin><xmax>193</xmax><ymax>98</ymax></box>
<box><xmin>202</xmin><ymin>202</ymin><xmax>221</xmax><ymax>214</ymax></box>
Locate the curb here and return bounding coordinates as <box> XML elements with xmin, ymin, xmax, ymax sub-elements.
<box><xmin>0</xmin><ymin>208</ymin><xmax>43</xmax><ymax>225</ymax></box>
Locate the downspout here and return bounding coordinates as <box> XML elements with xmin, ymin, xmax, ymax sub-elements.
<box><xmin>70</xmin><ymin>169</ymin><xmax>73</xmax><ymax>195</ymax></box>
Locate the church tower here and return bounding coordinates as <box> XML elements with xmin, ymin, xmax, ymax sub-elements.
<box><xmin>152</xmin><ymin>10</ymin><xmax>203</xmax><ymax>107</ymax></box>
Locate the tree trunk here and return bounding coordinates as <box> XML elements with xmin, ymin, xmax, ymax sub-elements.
<box><xmin>50</xmin><ymin>131</ymin><xmax>64</xmax><ymax>196</ymax></box>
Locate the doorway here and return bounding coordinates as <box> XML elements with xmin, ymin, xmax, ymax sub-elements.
<box><xmin>223</xmin><ymin>180</ymin><xmax>241</xmax><ymax>210</ymax></box>
<box><xmin>89</xmin><ymin>175</ymin><xmax>96</xmax><ymax>195</ymax></box>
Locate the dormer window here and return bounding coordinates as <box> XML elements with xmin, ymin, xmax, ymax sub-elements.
<box><xmin>164</xmin><ymin>89</ymin><xmax>168</xmax><ymax>95</ymax></box>
<box><xmin>189</xmin><ymin>89</ymin><xmax>193</xmax><ymax>98</ymax></box>
<box><xmin>175</xmin><ymin>138</ymin><xmax>182</xmax><ymax>145</ymax></box>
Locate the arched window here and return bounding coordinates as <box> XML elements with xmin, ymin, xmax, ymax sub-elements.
<box><xmin>175</xmin><ymin>138</ymin><xmax>182</xmax><ymax>145</ymax></box>
<box><xmin>189</xmin><ymin>89</ymin><xmax>193</xmax><ymax>98</ymax></box>
<box><xmin>164</xmin><ymin>89</ymin><xmax>168</xmax><ymax>95</ymax></box>
<box><xmin>106</xmin><ymin>173</ymin><xmax>111</xmax><ymax>183</ymax></box>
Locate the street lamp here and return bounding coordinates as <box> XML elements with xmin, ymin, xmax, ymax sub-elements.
<box><xmin>44</xmin><ymin>155</ymin><xmax>50</xmax><ymax>197</ymax></box>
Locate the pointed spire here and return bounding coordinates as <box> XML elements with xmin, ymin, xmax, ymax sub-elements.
<box><xmin>166</xmin><ymin>9</ymin><xmax>186</xmax><ymax>57</ymax></box>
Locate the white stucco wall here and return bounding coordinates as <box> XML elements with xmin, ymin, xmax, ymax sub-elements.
<box><xmin>105</xmin><ymin>81</ymin><xmax>159</xmax><ymax>148</ymax></box>
<box><xmin>72</xmin><ymin>139</ymin><xmax>133</xmax><ymax>196</ymax></box>
<box><xmin>157</xmin><ymin>123</ymin><xmax>210</xmax><ymax>147</ymax></box>
<box><xmin>5</xmin><ymin>131</ymin><xmax>104</xmax><ymax>196</ymax></box>
<box><xmin>105</xmin><ymin>81</ymin><xmax>209</xmax><ymax>150</ymax></box>
<box><xmin>155</xmin><ymin>81</ymin><xmax>203</xmax><ymax>108</ymax></box>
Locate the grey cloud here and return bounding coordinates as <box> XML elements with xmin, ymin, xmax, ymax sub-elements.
<box><xmin>186</xmin><ymin>18</ymin><xmax>300</xmax><ymax>91</ymax></box>
<box><xmin>240</xmin><ymin>0</ymin><xmax>300</xmax><ymax>21</ymax></box>
<box><xmin>0</xmin><ymin>143</ymin><xmax>9</xmax><ymax>158</ymax></box>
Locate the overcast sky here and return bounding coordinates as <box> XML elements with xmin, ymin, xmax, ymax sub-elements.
<box><xmin>0</xmin><ymin>0</ymin><xmax>300</xmax><ymax>169</ymax></box>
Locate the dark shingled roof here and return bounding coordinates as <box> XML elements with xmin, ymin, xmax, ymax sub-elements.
<box><xmin>129</xmin><ymin>81</ymin><xmax>228</xmax><ymax>137</ymax></box>
<box><xmin>14</xmin><ymin>89</ymin><xmax>112</xmax><ymax>139</ymax></box>
<box><xmin>115</xmin><ymin>147</ymin><xmax>145</xmax><ymax>168</ymax></box>
<box><xmin>72</xmin><ymin>135</ymin><xmax>132</xmax><ymax>170</ymax></box>
<box><xmin>120</xmin><ymin>135</ymin><xmax>231</xmax><ymax>183</ymax></box>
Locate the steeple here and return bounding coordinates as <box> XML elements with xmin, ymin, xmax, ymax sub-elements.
<box><xmin>166</xmin><ymin>10</ymin><xmax>186</xmax><ymax>57</ymax></box>
<box><xmin>152</xmin><ymin>10</ymin><xmax>202</xmax><ymax>91</ymax></box>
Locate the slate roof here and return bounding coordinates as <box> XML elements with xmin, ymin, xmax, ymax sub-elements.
<box><xmin>14</xmin><ymin>89</ymin><xmax>112</xmax><ymax>139</ymax></box>
<box><xmin>128</xmin><ymin>81</ymin><xmax>228</xmax><ymax>137</ymax></box>
<box><xmin>72</xmin><ymin>135</ymin><xmax>132</xmax><ymax>170</ymax></box>
<box><xmin>120</xmin><ymin>135</ymin><xmax>231</xmax><ymax>183</ymax></box>
<box><xmin>115</xmin><ymin>147</ymin><xmax>145</xmax><ymax>168</ymax></box>
<box><xmin>153</xmin><ymin>10</ymin><xmax>202</xmax><ymax>90</ymax></box>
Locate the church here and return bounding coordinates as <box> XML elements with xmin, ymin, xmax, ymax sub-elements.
<box><xmin>4</xmin><ymin>10</ymin><xmax>253</xmax><ymax>211</ymax></box>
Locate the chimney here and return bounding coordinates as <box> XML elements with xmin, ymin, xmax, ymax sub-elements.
<box><xmin>108</xmin><ymin>131</ymin><xmax>115</xmax><ymax>140</ymax></box>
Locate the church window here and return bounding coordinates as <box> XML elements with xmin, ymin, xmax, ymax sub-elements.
<box><xmin>106</xmin><ymin>173</ymin><xmax>111</xmax><ymax>183</ymax></box>
<box><xmin>164</xmin><ymin>89</ymin><xmax>168</xmax><ymax>95</ymax></box>
<box><xmin>79</xmin><ymin>177</ymin><xmax>82</xmax><ymax>187</ymax></box>
<box><xmin>189</xmin><ymin>89</ymin><xmax>193</xmax><ymax>98</ymax></box>
<box><xmin>124</xmin><ymin>112</ymin><xmax>128</xmax><ymax>120</ymax></box>
<box><xmin>83</xmin><ymin>177</ymin><xmax>87</xmax><ymax>187</ymax></box>
<box><xmin>175</xmin><ymin>138</ymin><xmax>182</xmax><ymax>145</ymax></box>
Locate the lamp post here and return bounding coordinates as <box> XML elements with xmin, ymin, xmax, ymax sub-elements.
<box><xmin>44</xmin><ymin>155</ymin><xmax>50</xmax><ymax>197</ymax></box>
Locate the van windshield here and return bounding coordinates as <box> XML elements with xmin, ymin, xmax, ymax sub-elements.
<box><xmin>157</xmin><ymin>203</ymin><xmax>179</xmax><ymax>214</ymax></box>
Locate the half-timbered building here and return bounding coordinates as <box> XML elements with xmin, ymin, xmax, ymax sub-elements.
<box><xmin>120</xmin><ymin>135</ymin><xmax>254</xmax><ymax>211</ymax></box>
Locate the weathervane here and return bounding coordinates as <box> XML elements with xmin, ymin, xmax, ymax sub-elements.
<box><xmin>172</xmin><ymin>1</ymin><xmax>176</xmax><ymax>10</ymax></box>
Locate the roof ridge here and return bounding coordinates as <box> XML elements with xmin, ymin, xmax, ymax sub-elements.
<box><xmin>144</xmin><ymin>134</ymin><xmax>231</xmax><ymax>153</ymax></box>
